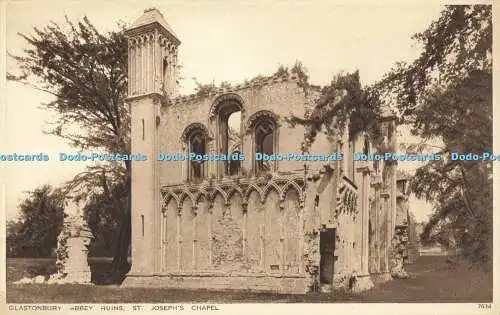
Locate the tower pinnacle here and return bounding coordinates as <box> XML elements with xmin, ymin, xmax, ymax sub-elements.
<box><xmin>125</xmin><ymin>8</ymin><xmax>180</xmax><ymax>98</ymax></box>
<box><xmin>127</xmin><ymin>7</ymin><xmax>180</xmax><ymax>44</ymax></box>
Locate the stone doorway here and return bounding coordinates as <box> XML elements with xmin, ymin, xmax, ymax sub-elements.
<box><xmin>319</xmin><ymin>228</ymin><xmax>336</xmax><ymax>284</ymax></box>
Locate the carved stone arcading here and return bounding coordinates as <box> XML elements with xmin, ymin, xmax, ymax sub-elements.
<box><xmin>125</xmin><ymin>23</ymin><xmax>180</xmax><ymax>47</ymax></box>
<box><xmin>160</xmin><ymin>174</ymin><xmax>306</xmax><ymax>212</ymax></box>
<box><xmin>127</xmin><ymin>33</ymin><xmax>155</xmax><ymax>47</ymax></box>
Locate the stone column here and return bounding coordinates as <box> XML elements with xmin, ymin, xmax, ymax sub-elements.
<box><xmin>181</xmin><ymin>143</ymin><xmax>187</xmax><ymax>181</ymax></box>
<box><xmin>208</xmin><ymin>135</ymin><xmax>215</xmax><ymax>178</ymax></box>
<box><xmin>327</xmin><ymin>134</ymin><xmax>337</xmax><ymax>224</ymax></box>
<box><xmin>386</xmin><ymin>162</ymin><xmax>397</xmax><ymax>244</ymax></box>
<box><xmin>259</xmin><ymin>224</ymin><xmax>265</xmax><ymax>272</ymax></box>
<box><xmin>379</xmin><ymin>191</ymin><xmax>392</xmax><ymax>282</ymax></box>
<box><xmin>259</xmin><ymin>199</ymin><xmax>266</xmax><ymax>272</ymax></box>
<box><xmin>160</xmin><ymin>209</ymin><xmax>167</xmax><ymax>272</ymax></box>
<box><xmin>177</xmin><ymin>206</ymin><xmax>182</xmax><ymax>271</ymax></box>
<box><xmin>208</xmin><ymin>204</ymin><xmax>213</xmax><ymax>268</ymax></box>
<box><xmin>242</xmin><ymin>203</ymin><xmax>248</xmax><ymax>257</ymax></box>
<box><xmin>371</xmin><ymin>179</ymin><xmax>382</xmax><ymax>274</ymax></box>
<box><xmin>353</xmin><ymin>163</ymin><xmax>374</xmax><ymax>291</ymax></box>
<box><xmin>298</xmin><ymin>199</ymin><xmax>305</xmax><ymax>274</ymax></box>
<box><xmin>128</xmin><ymin>41</ymin><xmax>135</xmax><ymax>95</ymax></box>
<box><xmin>192</xmin><ymin>206</ymin><xmax>198</xmax><ymax>270</ymax></box>
<box><xmin>279</xmin><ymin>200</ymin><xmax>285</xmax><ymax>275</ymax></box>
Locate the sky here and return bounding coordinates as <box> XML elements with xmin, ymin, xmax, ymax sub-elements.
<box><xmin>2</xmin><ymin>0</ymin><xmax>446</xmax><ymax>222</ymax></box>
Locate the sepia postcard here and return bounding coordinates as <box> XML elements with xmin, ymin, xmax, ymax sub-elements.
<box><xmin>0</xmin><ymin>0</ymin><xmax>498</xmax><ymax>314</ymax></box>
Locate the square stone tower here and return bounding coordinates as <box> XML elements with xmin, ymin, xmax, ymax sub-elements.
<box><xmin>124</xmin><ymin>8</ymin><xmax>180</xmax><ymax>275</ymax></box>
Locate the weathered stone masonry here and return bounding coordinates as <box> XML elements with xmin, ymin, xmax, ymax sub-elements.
<box><xmin>122</xmin><ymin>8</ymin><xmax>407</xmax><ymax>293</ymax></box>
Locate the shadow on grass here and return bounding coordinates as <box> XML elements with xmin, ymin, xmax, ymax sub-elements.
<box><xmin>7</xmin><ymin>257</ymin><xmax>126</xmax><ymax>285</ymax></box>
<box><xmin>6</xmin><ymin>256</ymin><xmax>493</xmax><ymax>303</ymax></box>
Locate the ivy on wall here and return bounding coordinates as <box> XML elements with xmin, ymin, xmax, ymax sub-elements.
<box><xmin>303</xmin><ymin>230</ymin><xmax>320</xmax><ymax>292</ymax></box>
<box><xmin>283</xmin><ymin>62</ymin><xmax>383</xmax><ymax>152</ymax></box>
<box><xmin>390</xmin><ymin>226</ymin><xmax>410</xmax><ymax>279</ymax></box>
<box><xmin>54</xmin><ymin>220</ymin><xmax>71</xmax><ymax>275</ymax></box>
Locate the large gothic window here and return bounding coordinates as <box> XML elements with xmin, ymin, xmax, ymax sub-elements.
<box><xmin>190</xmin><ymin>131</ymin><xmax>205</xmax><ymax>181</ymax></box>
<box><xmin>210</xmin><ymin>94</ymin><xmax>246</xmax><ymax>177</ymax></box>
<box><xmin>215</xmin><ymin>101</ymin><xmax>241</xmax><ymax>177</ymax></box>
<box><xmin>254</xmin><ymin>118</ymin><xmax>276</xmax><ymax>175</ymax></box>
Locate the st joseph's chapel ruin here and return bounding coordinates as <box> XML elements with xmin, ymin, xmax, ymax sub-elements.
<box><xmin>122</xmin><ymin>8</ymin><xmax>412</xmax><ymax>293</ymax></box>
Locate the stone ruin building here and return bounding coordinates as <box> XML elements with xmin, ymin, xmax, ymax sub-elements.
<box><xmin>122</xmin><ymin>8</ymin><xmax>411</xmax><ymax>293</ymax></box>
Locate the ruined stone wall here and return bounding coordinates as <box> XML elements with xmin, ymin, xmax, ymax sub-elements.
<box><xmin>125</xmin><ymin>8</ymin><xmax>398</xmax><ymax>292</ymax></box>
<box><xmin>151</xmin><ymin>72</ymin><xmax>397</xmax><ymax>292</ymax></box>
<box><xmin>160</xmin><ymin>176</ymin><xmax>306</xmax><ymax>278</ymax></box>
<box><xmin>395</xmin><ymin>194</ymin><xmax>409</xmax><ymax>260</ymax></box>
<box><xmin>378</xmin><ymin>194</ymin><xmax>389</xmax><ymax>273</ymax></box>
<box><xmin>368</xmin><ymin>181</ymin><xmax>381</xmax><ymax>274</ymax></box>
<box><xmin>157</xmin><ymin>74</ymin><xmax>330</xmax><ymax>185</ymax></box>
<box><xmin>351</xmin><ymin>135</ymin><xmax>367</xmax><ymax>275</ymax></box>
<box><xmin>390</xmin><ymin>187</ymin><xmax>410</xmax><ymax>278</ymax></box>
<box><xmin>331</xmin><ymin>179</ymin><xmax>360</xmax><ymax>288</ymax></box>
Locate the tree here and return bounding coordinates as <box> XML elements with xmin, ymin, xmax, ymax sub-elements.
<box><xmin>285</xmin><ymin>61</ymin><xmax>382</xmax><ymax>152</ymax></box>
<box><xmin>8</xmin><ymin>17</ymin><xmax>131</xmax><ymax>273</ymax></box>
<box><xmin>82</xmin><ymin>167</ymin><xmax>129</xmax><ymax>257</ymax></box>
<box><xmin>377</xmin><ymin>5</ymin><xmax>492</xmax><ymax>269</ymax></box>
<box><xmin>6</xmin><ymin>185</ymin><xmax>65</xmax><ymax>258</ymax></box>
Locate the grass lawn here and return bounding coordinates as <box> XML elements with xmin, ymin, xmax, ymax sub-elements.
<box><xmin>6</xmin><ymin>256</ymin><xmax>492</xmax><ymax>303</ymax></box>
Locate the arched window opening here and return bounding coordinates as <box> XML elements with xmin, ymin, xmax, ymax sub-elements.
<box><xmin>217</xmin><ymin>104</ymin><xmax>241</xmax><ymax>176</ymax></box>
<box><xmin>188</xmin><ymin>129</ymin><xmax>207</xmax><ymax>182</ymax></box>
<box><xmin>255</xmin><ymin>118</ymin><xmax>276</xmax><ymax>175</ymax></box>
